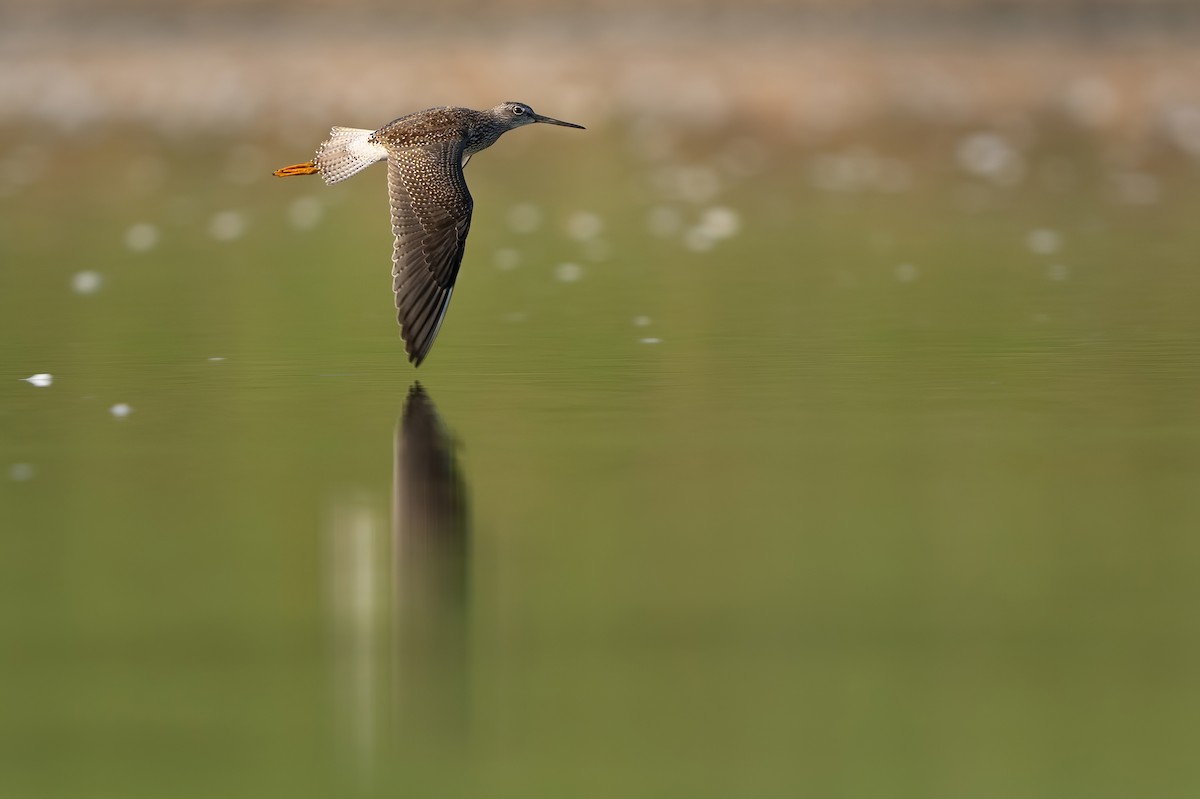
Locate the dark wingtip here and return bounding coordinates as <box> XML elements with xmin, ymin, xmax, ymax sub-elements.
<box><xmin>405</xmin><ymin>339</ymin><xmax>426</xmax><ymax>368</ymax></box>
<box><xmin>399</xmin><ymin>294</ymin><xmax>451</xmax><ymax>368</ymax></box>
<box><xmin>403</xmin><ymin>330</ymin><xmax>433</xmax><ymax>368</ymax></box>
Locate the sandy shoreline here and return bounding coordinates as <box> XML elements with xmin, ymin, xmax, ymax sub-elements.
<box><xmin>1</xmin><ymin>19</ymin><xmax>1198</xmax><ymax>157</ymax></box>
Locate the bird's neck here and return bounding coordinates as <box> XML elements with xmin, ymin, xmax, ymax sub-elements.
<box><xmin>464</xmin><ymin>122</ymin><xmax>505</xmax><ymax>156</ymax></box>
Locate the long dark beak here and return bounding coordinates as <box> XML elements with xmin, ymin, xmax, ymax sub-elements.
<box><xmin>533</xmin><ymin>113</ymin><xmax>585</xmax><ymax>129</ymax></box>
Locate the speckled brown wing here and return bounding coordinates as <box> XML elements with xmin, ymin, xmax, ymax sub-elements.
<box><xmin>385</xmin><ymin>140</ymin><xmax>473</xmax><ymax>366</ymax></box>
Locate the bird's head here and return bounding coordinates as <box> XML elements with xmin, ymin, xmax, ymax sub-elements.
<box><xmin>492</xmin><ymin>101</ymin><xmax>585</xmax><ymax>131</ymax></box>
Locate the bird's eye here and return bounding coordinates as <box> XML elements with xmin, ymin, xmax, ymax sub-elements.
<box><xmin>512</xmin><ymin>106</ymin><xmax>525</xmax><ymax>116</ymax></box>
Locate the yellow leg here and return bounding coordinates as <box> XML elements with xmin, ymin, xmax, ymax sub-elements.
<box><xmin>273</xmin><ymin>161</ymin><xmax>319</xmax><ymax>177</ymax></box>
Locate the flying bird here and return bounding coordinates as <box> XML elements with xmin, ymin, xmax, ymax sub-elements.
<box><xmin>274</xmin><ymin>101</ymin><xmax>584</xmax><ymax>365</ymax></box>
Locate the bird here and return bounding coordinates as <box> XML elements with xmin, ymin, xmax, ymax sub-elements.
<box><xmin>274</xmin><ymin>101</ymin><xmax>584</xmax><ymax>366</ymax></box>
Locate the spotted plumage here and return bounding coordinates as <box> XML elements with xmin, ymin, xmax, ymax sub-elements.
<box><xmin>274</xmin><ymin>102</ymin><xmax>584</xmax><ymax>366</ymax></box>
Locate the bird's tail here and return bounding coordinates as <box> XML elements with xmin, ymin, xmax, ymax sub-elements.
<box><xmin>273</xmin><ymin>127</ymin><xmax>387</xmax><ymax>185</ymax></box>
<box><xmin>314</xmin><ymin>127</ymin><xmax>388</xmax><ymax>185</ymax></box>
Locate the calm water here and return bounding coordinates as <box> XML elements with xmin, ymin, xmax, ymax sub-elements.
<box><xmin>3</xmin><ymin>125</ymin><xmax>1200</xmax><ymax>797</ymax></box>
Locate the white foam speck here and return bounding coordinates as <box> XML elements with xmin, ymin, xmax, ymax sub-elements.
<box><xmin>956</xmin><ymin>132</ymin><xmax>1025</xmax><ymax>185</ymax></box>
<box><xmin>566</xmin><ymin>211</ymin><xmax>603</xmax><ymax>241</ymax></box>
<box><xmin>639</xmin><ymin>337</ymin><xmax>662</xmax><ymax>344</ymax></box>
<box><xmin>894</xmin><ymin>263</ymin><xmax>919</xmax><ymax>282</ymax></box>
<box><xmin>493</xmin><ymin>248</ymin><xmax>520</xmax><ymax>270</ymax></box>
<box><xmin>71</xmin><ymin>270</ymin><xmax>103</xmax><ymax>294</ymax></box>
<box><xmin>1026</xmin><ymin>228</ymin><xmax>1062</xmax><ymax>255</ymax></box>
<box><xmin>210</xmin><ymin>211</ymin><xmax>247</xmax><ymax>242</ymax></box>
<box><xmin>8</xmin><ymin>463</ymin><xmax>34</xmax><ymax>481</ymax></box>
<box><xmin>110</xmin><ymin>403</ymin><xmax>133</xmax><ymax>418</ymax></box>
<box><xmin>24</xmin><ymin>373</ymin><xmax>52</xmax><ymax>387</ymax></box>
<box><xmin>699</xmin><ymin>206</ymin><xmax>741</xmax><ymax>239</ymax></box>
<box><xmin>288</xmin><ymin>196</ymin><xmax>322</xmax><ymax>230</ymax></box>
<box><xmin>633</xmin><ymin>315</ymin><xmax>652</xmax><ymax>327</ymax></box>
<box><xmin>507</xmin><ymin>203</ymin><xmax>542</xmax><ymax>233</ymax></box>
<box><xmin>125</xmin><ymin>222</ymin><xmax>159</xmax><ymax>252</ymax></box>
<box><xmin>555</xmin><ymin>263</ymin><xmax>584</xmax><ymax>283</ymax></box>
<box><xmin>208</xmin><ymin>356</ymin><xmax>225</xmax><ymax>362</ymax></box>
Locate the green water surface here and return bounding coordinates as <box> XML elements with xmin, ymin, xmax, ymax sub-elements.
<box><xmin>2</xmin><ymin>125</ymin><xmax>1200</xmax><ymax>797</ymax></box>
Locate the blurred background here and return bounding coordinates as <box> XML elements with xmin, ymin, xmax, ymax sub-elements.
<box><xmin>3</xmin><ymin>1</ymin><xmax>1200</xmax><ymax>797</ymax></box>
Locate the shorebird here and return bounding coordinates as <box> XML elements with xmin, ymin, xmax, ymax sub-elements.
<box><xmin>274</xmin><ymin>101</ymin><xmax>584</xmax><ymax>366</ymax></box>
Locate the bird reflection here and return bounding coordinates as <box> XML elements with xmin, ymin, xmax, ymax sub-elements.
<box><xmin>392</xmin><ymin>381</ymin><xmax>471</xmax><ymax>746</ymax></box>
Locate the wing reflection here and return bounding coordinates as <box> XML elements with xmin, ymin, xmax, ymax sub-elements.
<box><xmin>394</xmin><ymin>381</ymin><xmax>469</xmax><ymax>615</ymax></box>
<box><xmin>392</xmin><ymin>381</ymin><xmax>471</xmax><ymax>745</ymax></box>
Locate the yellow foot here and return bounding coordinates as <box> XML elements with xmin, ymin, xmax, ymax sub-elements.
<box><xmin>273</xmin><ymin>161</ymin><xmax>319</xmax><ymax>177</ymax></box>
